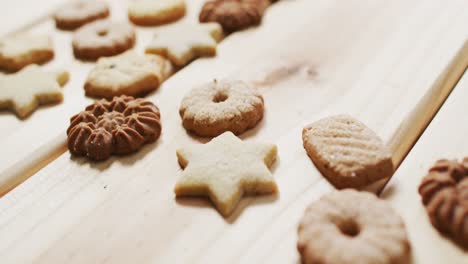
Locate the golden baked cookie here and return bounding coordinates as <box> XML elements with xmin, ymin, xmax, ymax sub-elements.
<box><xmin>67</xmin><ymin>95</ymin><xmax>161</xmax><ymax>161</ymax></box>
<box><xmin>0</xmin><ymin>34</ymin><xmax>54</xmax><ymax>72</ymax></box>
<box><xmin>84</xmin><ymin>51</ymin><xmax>173</xmax><ymax>99</ymax></box>
<box><xmin>145</xmin><ymin>22</ymin><xmax>223</xmax><ymax>66</ymax></box>
<box><xmin>298</xmin><ymin>190</ymin><xmax>411</xmax><ymax>264</ymax></box>
<box><xmin>72</xmin><ymin>20</ymin><xmax>136</xmax><ymax>61</ymax></box>
<box><xmin>175</xmin><ymin>131</ymin><xmax>277</xmax><ymax>216</ymax></box>
<box><xmin>179</xmin><ymin>79</ymin><xmax>264</xmax><ymax>137</ymax></box>
<box><xmin>302</xmin><ymin>115</ymin><xmax>394</xmax><ymax>189</ymax></box>
<box><xmin>128</xmin><ymin>0</ymin><xmax>186</xmax><ymax>26</ymax></box>
<box><xmin>418</xmin><ymin>158</ymin><xmax>468</xmax><ymax>248</ymax></box>
<box><xmin>0</xmin><ymin>65</ymin><xmax>69</xmax><ymax>118</ymax></box>
<box><xmin>54</xmin><ymin>0</ymin><xmax>110</xmax><ymax>30</ymax></box>
<box><xmin>199</xmin><ymin>0</ymin><xmax>270</xmax><ymax>32</ymax></box>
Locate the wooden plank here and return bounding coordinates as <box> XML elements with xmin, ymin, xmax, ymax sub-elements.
<box><xmin>382</xmin><ymin>71</ymin><xmax>468</xmax><ymax>264</ymax></box>
<box><xmin>0</xmin><ymin>0</ymin><xmax>317</xmax><ymax>195</ymax></box>
<box><xmin>0</xmin><ymin>0</ymin><xmax>466</xmax><ymax>263</ymax></box>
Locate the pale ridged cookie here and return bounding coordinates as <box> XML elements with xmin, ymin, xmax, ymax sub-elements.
<box><xmin>0</xmin><ymin>65</ymin><xmax>69</xmax><ymax>118</ymax></box>
<box><xmin>128</xmin><ymin>0</ymin><xmax>186</xmax><ymax>26</ymax></box>
<box><xmin>298</xmin><ymin>190</ymin><xmax>411</xmax><ymax>264</ymax></box>
<box><xmin>0</xmin><ymin>34</ymin><xmax>54</xmax><ymax>72</ymax></box>
<box><xmin>418</xmin><ymin>158</ymin><xmax>468</xmax><ymax>248</ymax></box>
<box><xmin>175</xmin><ymin>131</ymin><xmax>277</xmax><ymax>216</ymax></box>
<box><xmin>179</xmin><ymin>79</ymin><xmax>264</xmax><ymax>137</ymax></box>
<box><xmin>84</xmin><ymin>51</ymin><xmax>173</xmax><ymax>98</ymax></box>
<box><xmin>302</xmin><ymin>115</ymin><xmax>393</xmax><ymax>189</ymax></box>
<box><xmin>145</xmin><ymin>22</ymin><xmax>223</xmax><ymax>66</ymax></box>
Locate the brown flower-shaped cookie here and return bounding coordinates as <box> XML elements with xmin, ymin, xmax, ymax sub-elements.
<box><xmin>418</xmin><ymin>158</ymin><xmax>468</xmax><ymax>248</ymax></box>
<box><xmin>199</xmin><ymin>0</ymin><xmax>270</xmax><ymax>32</ymax></box>
<box><xmin>67</xmin><ymin>95</ymin><xmax>161</xmax><ymax>161</ymax></box>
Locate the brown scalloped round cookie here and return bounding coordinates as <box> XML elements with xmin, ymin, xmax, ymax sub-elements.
<box><xmin>418</xmin><ymin>158</ymin><xmax>468</xmax><ymax>248</ymax></box>
<box><xmin>298</xmin><ymin>190</ymin><xmax>411</xmax><ymax>264</ymax></box>
<box><xmin>179</xmin><ymin>79</ymin><xmax>264</xmax><ymax>137</ymax></box>
<box><xmin>67</xmin><ymin>95</ymin><xmax>161</xmax><ymax>161</ymax></box>
<box><xmin>199</xmin><ymin>0</ymin><xmax>270</xmax><ymax>32</ymax></box>
<box><xmin>54</xmin><ymin>0</ymin><xmax>110</xmax><ymax>30</ymax></box>
<box><xmin>72</xmin><ymin>20</ymin><xmax>135</xmax><ymax>61</ymax></box>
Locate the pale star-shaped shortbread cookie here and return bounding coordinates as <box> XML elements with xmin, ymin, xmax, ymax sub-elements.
<box><xmin>175</xmin><ymin>132</ymin><xmax>278</xmax><ymax>216</ymax></box>
<box><xmin>0</xmin><ymin>65</ymin><xmax>69</xmax><ymax>118</ymax></box>
<box><xmin>0</xmin><ymin>34</ymin><xmax>54</xmax><ymax>71</ymax></box>
<box><xmin>145</xmin><ymin>22</ymin><xmax>223</xmax><ymax>66</ymax></box>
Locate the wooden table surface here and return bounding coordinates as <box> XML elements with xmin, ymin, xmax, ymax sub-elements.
<box><xmin>0</xmin><ymin>0</ymin><xmax>467</xmax><ymax>263</ymax></box>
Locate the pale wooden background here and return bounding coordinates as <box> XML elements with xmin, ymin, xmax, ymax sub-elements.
<box><xmin>0</xmin><ymin>0</ymin><xmax>467</xmax><ymax>263</ymax></box>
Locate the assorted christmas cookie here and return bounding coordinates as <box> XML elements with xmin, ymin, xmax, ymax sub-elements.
<box><xmin>145</xmin><ymin>22</ymin><xmax>223</xmax><ymax>66</ymax></box>
<box><xmin>298</xmin><ymin>190</ymin><xmax>411</xmax><ymax>264</ymax></box>
<box><xmin>199</xmin><ymin>0</ymin><xmax>270</xmax><ymax>32</ymax></box>
<box><xmin>175</xmin><ymin>131</ymin><xmax>277</xmax><ymax>216</ymax></box>
<box><xmin>128</xmin><ymin>0</ymin><xmax>186</xmax><ymax>26</ymax></box>
<box><xmin>84</xmin><ymin>51</ymin><xmax>173</xmax><ymax>99</ymax></box>
<box><xmin>302</xmin><ymin>115</ymin><xmax>394</xmax><ymax>189</ymax></box>
<box><xmin>0</xmin><ymin>65</ymin><xmax>69</xmax><ymax>118</ymax></box>
<box><xmin>179</xmin><ymin>79</ymin><xmax>264</xmax><ymax>137</ymax></box>
<box><xmin>72</xmin><ymin>20</ymin><xmax>136</xmax><ymax>61</ymax></box>
<box><xmin>67</xmin><ymin>95</ymin><xmax>161</xmax><ymax>161</ymax></box>
<box><xmin>0</xmin><ymin>34</ymin><xmax>54</xmax><ymax>72</ymax></box>
<box><xmin>418</xmin><ymin>158</ymin><xmax>468</xmax><ymax>248</ymax></box>
<box><xmin>54</xmin><ymin>0</ymin><xmax>110</xmax><ymax>30</ymax></box>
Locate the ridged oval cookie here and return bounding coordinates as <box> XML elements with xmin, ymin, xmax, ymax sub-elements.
<box><xmin>298</xmin><ymin>190</ymin><xmax>411</xmax><ymax>264</ymax></box>
<box><xmin>302</xmin><ymin>115</ymin><xmax>393</xmax><ymax>189</ymax></box>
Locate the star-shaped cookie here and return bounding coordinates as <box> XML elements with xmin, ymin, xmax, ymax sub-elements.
<box><xmin>175</xmin><ymin>131</ymin><xmax>278</xmax><ymax>216</ymax></box>
<box><xmin>0</xmin><ymin>65</ymin><xmax>69</xmax><ymax>118</ymax></box>
<box><xmin>145</xmin><ymin>22</ymin><xmax>223</xmax><ymax>66</ymax></box>
<box><xmin>0</xmin><ymin>34</ymin><xmax>54</xmax><ymax>72</ymax></box>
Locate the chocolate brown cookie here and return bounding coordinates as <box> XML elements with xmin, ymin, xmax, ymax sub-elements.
<box><xmin>418</xmin><ymin>158</ymin><xmax>468</xmax><ymax>248</ymax></box>
<box><xmin>72</xmin><ymin>20</ymin><xmax>135</xmax><ymax>61</ymax></box>
<box><xmin>298</xmin><ymin>190</ymin><xmax>411</xmax><ymax>264</ymax></box>
<box><xmin>67</xmin><ymin>95</ymin><xmax>161</xmax><ymax>160</ymax></box>
<box><xmin>199</xmin><ymin>0</ymin><xmax>270</xmax><ymax>32</ymax></box>
<box><xmin>54</xmin><ymin>0</ymin><xmax>110</xmax><ymax>30</ymax></box>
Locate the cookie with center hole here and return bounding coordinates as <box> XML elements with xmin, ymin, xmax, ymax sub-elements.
<box><xmin>72</xmin><ymin>20</ymin><xmax>135</xmax><ymax>61</ymax></box>
<box><xmin>179</xmin><ymin>79</ymin><xmax>264</xmax><ymax>137</ymax></box>
<box><xmin>54</xmin><ymin>0</ymin><xmax>110</xmax><ymax>30</ymax></box>
<box><xmin>298</xmin><ymin>190</ymin><xmax>411</xmax><ymax>264</ymax></box>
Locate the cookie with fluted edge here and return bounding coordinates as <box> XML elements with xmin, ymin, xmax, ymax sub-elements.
<box><xmin>54</xmin><ymin>0</ymin><xmax>110</xmax><ymax>30</ymax></box>
<box><xmin>180</xmin><ymin>79</ymin><xmax>264</xmax><ymax>137</ymax></box>
<box><xmin>0</xmin><ymin>34</ymin><xmax>54</xmax><ymax>72</ymax></box>
<box><xmin>67</xmin><ymin>95</ymin><xmax>161</xmax><ymax>161</ymax></box>
<box><xmin>0</xmin><ymin>65</ymin><xmax>69</xmax><ymax>118</ymax></box>
<box><xmin>145</xmin><ymin>22</ymin><xmax>223</xmax><ymax>66</ymax></box>
<box><xmin>199</xmin><ymin>0</ymin><xmax>270</xmax><ymax>32</ymax></box>
<box><xmin>418</xmin><ymin>158</ymin><xmax>468</xmax><ymax>248</ymax></box>
<box><xmin>175</xmin><ymin>131</ymin><xmax>277</xmax><ymax>216</ymax></box>
<box><xmin>84</xmin><ymin>51</ymin><xmax>173</xmax><ymax>99</ymax></box>
<box><xmin>128</xmin><ymin>0</ymin><xmax>186</xmax><ymax>26</ymax></box>
<box><xmin>302</xmin><ymin>115</ymin><xmax>394</xmax><ymax>189</ymax></box>
<box><xmin>72</xmin><ymin>20</ymin><xmax>135</xmax><ymax>61</ymax></box>
<box><xmin>298</xmin><ymin>190</ymin><xmax>411</xmax><ymax>264</ymax></box>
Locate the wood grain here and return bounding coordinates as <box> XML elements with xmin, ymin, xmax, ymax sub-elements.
<box><xmin>382</xmin><ymin>71</ymin><xmax>468</xmax><ymax>264</ymax></box>
<box><xmin>0</xmin><ymin>0</ymin><xmax>466</xmax><ymax>263</ymax></box>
